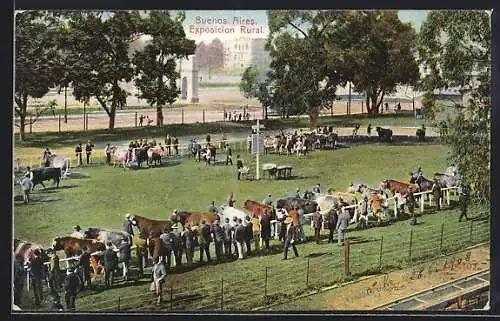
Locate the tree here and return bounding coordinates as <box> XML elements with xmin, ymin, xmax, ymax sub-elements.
<box><xmin>133</xmin><ymin>11</ymin><xmax>196</xmax><ymax>126</ymax></box>
<box><xmin>328</xmin><ymin>10</ymin><xmax>420</xmax><ymax>115</ymax></box>
<box><xmin>240</xmin><ymin>66</ymin><xmax>273</xmax><ymax>119</ymax></box>
<box><xmin>14</xmin><ymin>11</ymin><xmax>60</xmax><ymax>141</ymax></box>
<box><xmin>206</xmin><ymin>38</ymin><xmax>224</xmax><ymax>79</ymax></box>
<box><xmin>266</xmin><ymin>10</ymin><xmax>343</xmax><ymax>128</ymax></box>
<box><xmin>418</xmin><ymin>10</ymin><xmax>490</xmax><ymax>203</ymax></box>
<box><xmin>194</xmin><ymin>41</ymin><xmax>208</xmax><ymax>71</ymax></box>
<box><xmin>63</xmin><ymin>11</ymin><xmax>142</xmax><ymax>129</ymax></box>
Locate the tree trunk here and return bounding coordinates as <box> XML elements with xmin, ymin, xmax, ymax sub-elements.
<box><xmin>308</xmin><ymin>110</ymin><xmax>317</xmax><ymax>130</ymax></box>
<box><xmin>157</xmin><ymin>107</ymin><xmax>163</xmax><ymax>126</ymax></box>
<box><xmin>19</xmin><ymin>113</ymin><xmax>26</xmax><ymax>142</ymax></box>
<box><xmin>64</xmin><ymin>86</ymin><xmax>68</xmax><ymax>123</ymax></box>
<box><xmin>368</xmin><ymin>95</ymin><xmax>379</xmax><ymax>115</ymax></box>
<box><xmin>109</xmin><ymin>105</ymin><xmax>116</xmax><ymax>129</ymax></box>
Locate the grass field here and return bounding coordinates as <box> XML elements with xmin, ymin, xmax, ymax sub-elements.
<box><xmin>13</xmin><ymin>142</ymin><xmax>490</xmax><ymax>311</ymax></box>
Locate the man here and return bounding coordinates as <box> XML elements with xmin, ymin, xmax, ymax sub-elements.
<box><xmin>458</xmin><ymin>183</ymin><xmax>470</xmax><ymax>222</ymax></box>
<box><xmin>64</xmin><ymin>266</ymin><xmax>79</xmax><ymax>311</ymax></box>
<box><xmin>71</xmin><ymin>225</ymin><xmax>84</xmax><ymax>239</ymax></box>
<box><xmin>13</xmin><ymin>254</ymin><xmax>25</xmax><ymax>307</ymax></box>
<box><xmin>234</xmin><ymin>218</ymin><xmax>247</xmax><ymax>259</ymax></box>
<box><xmin>77</xmin><ymin>246</ymin><xmax>91</xmax><ymax>290</ymax></box>
<box><xmin>406</xmin><ymin>187</ymin><xmax>417</xmax><ymax>225</ymax></box>
<box><xmin>244</xmin><ymin>216</ymin><xmax>253</xmax><ymax>255</ymax></box>
<box><xmin>159</xmin><ymin>228</ymin><xmax>173</xmax><ymax>269</ymax></box>
<box><xmin>431</xmin><ymin>182</ymin><xmax>442</xmax><ymax>210</ymax></box>
<box><xmin>104</xmin><ymin>143</ymin><xmax>112</xmax><ymax>165</ymax></box>
<box><xmin>222</xmin><ymin>218</ymin><xmax>234</xmax><ymax>258</ymax></box>
<box><xmin>199</xmin><ymin>220</ymin><xmax>212</xmax><ymax>263</ymax></box>
<box><xmin>152</xmin><ymin>257</ymin><xmax>167</xmax><ymax>305</ymax></box>
<box><xmin>85</xmin><ymin>140</ymin><xmax>94</xmax><ymax>165</ymax></box>
<box><xmin>170</xmin><ymin>226</ymin><xmax>183</xmax><ymax>269</ymax></box>
<box><xmin>20</xmin><ymin>173</ymin><xmax>33</xmax><ymax>204</ymax></box>
<box><xmin>236</xmin><ymin>155</ymin><xmax>243</xmax><ymax>180</ymax></box>
<box><xmin>30</xmin><ymin>249</ymin><xmax>44</xmax><ymax>306</ymax></box>
<box><xmin>43</xmin><ymin>147</ymin><xmax>52</xmax><ymax>167</ymax></box>
<box><xmin>173</xmin><ymin>136</ymin><xmax>179</xmax><ymax>155</ymax></box>
<box><xmin>263</xmin><ymin>194</ymin><xmax>273</xmax><ymax>206</ymax></box>
<box><xmin>139</xmin><ymin>114</ymin><xmax>144</xmax><ymax>127</ymax></box>
<box><xmin>297</xmin><ymin>206</ymin><xmax>306</xmax><ymax>241</ymax></box>
<box><xmin>182</xmin><ymin>224</ymin><xmax>196</xmax><ymax>266</ymax></box>
<box><xmin>282</xmin><ymin>217</ymin><xmax>299</xmax><ymax>260</ymax></box>
<box><xmin>358</xmin><ymin>196</ymin><xmax>369</xmax><ymax>229</ymax></box>
<box><xmin>122</xmin><ymin>214</ymin><xmax>134</xmax><ymax>245</ymax></box>
<box><xmin>367</xmin><ymin>124</ymin><xmax>372</xmax><ymax>136</ymax></box>
<box><xmin>134</xmin><ymin>231</ymin><xmax>149</xmax><ymax>277</ymax></box>
<box><xmin>47</xmin><ymin>248</ymin><xmax>61</xmax><ymax>291</ymax></box>
<box><xmin>312</xmin><ymin>183</ymin><xmax>321</xmax><ymax>194</ymax></box>
<box><xmin>204</xmin><ymin>144</ymin><xmax>212</xmax><ymax>166</ymax></box>
<box><xmin>326</xmin><ymin>208</ymin><xmax>338</xmax><ymax>243</ymax></box>
<box><xmin>251</xmin><ymin>214</ymin><xmax>261</xmax><ymax>253</ymax></box>
<box><xmin>103</xmin><ymin>242</ymin><xmax>118</xmax><ymax>288</ymax></box>
<box><xmin>212</xmin><ymin>220</ymin><xmax>226</xmax><ymax>262</ymax></box>
<box><xmin>335</xmin><ymin>208</ymin><xmax>350</xmax><ymax>246</ymax></box>
<box><xmin>208</xmin><ymin>201</ymin><xmax>218</xmax><ymax>214</ymax></box>
<box><xmin>276</xmin><ymin>208</ymin><xmax>287</xmax><ymax>244</ymax></box>
<box><xmin>165</xmin><ymin>134</ymin><xmax>172</xmax><ymax>156</ymax></box>
<box><xmin>120</xmin><ymin>242</ymin><xmax>132</xmax><ymax>281</ymax></box>
<box><xmin>206</xmin><ymin>134</ymin><xmax>211</xmax><ymax>144</ymax></box>
<box><xmin>312</xmin><ymin>205</ymin><xmax>323</xmax><ymax>244</ymax></box>
<box><xmin>260</xmin><ymin>210</ymin><xmax>272</xmax><ymax>251</ymax></box>
<box><xmin>225</xmin><ymin>144</ymin><xmax>233</xmax><ymax>166</ymax></box>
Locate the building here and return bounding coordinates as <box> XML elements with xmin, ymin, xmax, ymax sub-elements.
<box><xmin>222</xmin><ymin>37</ymin><xmax>269</xmax><ymax>69</ymax></box>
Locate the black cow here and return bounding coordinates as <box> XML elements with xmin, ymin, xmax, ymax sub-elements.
<box><xmin>133</xmin><ymin>148</ymin><xmax>149</xmax><ymax>167</ymax></box>
<box><xmin>31</xmin><ymin>167</ymin><xmax>61</xmax><ymax>190</ymax></box>
<box><xmin>416</xmin><ymin>128</ymin><xmax>426</xmax><ymax>141</ymax></box>
<box><xmin>376</xmin><ymin>127</ymin><xmax>393</xmax><ymax>142</ymax></box>
<box><xmin>276</xmin><ymin>198</ymin><xmax>318</xmax><ymax>214</ymax></box>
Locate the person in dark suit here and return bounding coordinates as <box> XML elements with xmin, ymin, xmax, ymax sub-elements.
<box><xmin>222</xmin><ymin>218</ymin><xmax>234</xmax><ymax>258</ymax></box>
<box><xmin>458</xmin><ymin>184</ymin><xmax>470</xmax><ymax>222</ymax></box>
<box><xmin>236</xmin><ymin>155</ymin><xmax>243</xmax><ymax>180</ymax></box>
<box><xmin>85</xmin><ymin>140</ymin><xmax>94</xmax><ymax>165</ymax></box>
<box><xmin>30</xmin><ymin>249</ymin><xmax>45</xmax><ymax>306</ymax></box>
<box><xmin>182</xmin><ymin>224</ymin><xmax>196</xmax><ymax>266</ymax></box>
<box><xmin>335</xmin><ymin>208</ymin><xmax>350</xmax><ymax>246</ymax></box>
<box><xmin>212</xmin><ymin>220</ymin><xmax>226</xmax><ymax>261</ymax></box>
<box><xmin>64</xmin><ymin>266</ymin><xmax>80</xmax><ymax>311</ymax></box>
<box><xmin>225</xmin><ymin>144</ymin><xmax>233</xmax><ymax>166</ymax></box>
<box><xmin>122</xmin><ymin>213</ymin><xmax>134</xmax><ymax>245</ymax></box>
<box><xmin>103</xmin><ymin>242</ymin><xmax>118</xmax><ymax>288</ymax></box>
<box><xmin>312</xmin><ymin>205</ymin><xmax>323</xmax><ymax>244</ymax></box>
<box><xmin>77</xmin><ymin>247</ymin><xmax>91</xmax><ymax>290</ymax></box>
<box><xmin>260</xmin><ymin>210</ymin><xmax>272</xmax><ymax>251</ymax></box>
<box><xmin>406</xmin><ymin>187</ymin><xmax>417</xmax><ymax>225</ymax></box>
<box><xmin>326</xmin><ymin>208</ymin><xmax>338</xmax><ymax>243</ymax></box>
<box><xmin>432</xmin><ymin>182</ymin><xmax>442</xmax><ymax>210</ymax></box>
<box><xmin>199</xmin><ymin>221</ymin><xmax>212</xmax><ymax>263</ymax></box>
<box><xmin>282</xmin><ymin>218</ymin><xmax>299</xmax><ymax>260</ymax></box>
<box><xmin>75</xmin><ymin>143</ymin><xmax>83</xmax><ymax>166</ymax></box>
<box><xmin>173</xmin><ymin>136</ymin><xmax>179</xmax><ymax>155</ymax></box>
<box><xmin>13</xmin><ymin>254</ymin><xmax>25</xmax><ymax>307</ymax></box>
<box><xmin>244</xmin><ymin>216</ymin><xmax>253</xmax><ymax>255</ymax></box>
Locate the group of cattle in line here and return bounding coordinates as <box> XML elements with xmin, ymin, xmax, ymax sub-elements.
<box><xmin>263</xmin><ymin>130</ymin><xmax>339</xmax><ymax>156</ymax></box>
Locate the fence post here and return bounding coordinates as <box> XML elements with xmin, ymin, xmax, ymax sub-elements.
<box><xmin>203</xmin><ymin>109</ymin><xmax>206</xmax><ymax>123</ymax></box>
<box><xmin>220</xmin><ymin>277</ymin><xmax>224</xmax><ymax>311</ymax></box>
<box><xmin>344</xmin><ymin>239</ymin><xmax>350</xmax><ymax>276</ymax></box>
<box><xmin>118</xmin><ymin>297</ymin><xmax>120</xmax><ymax>311</ymax></box>
<box><xmin>86</xmin><ymin>114</ymin><xmax>89</xmax><ymax>131</ymax></box>
<box><xmin>420</xmin><ymin>194</ymin><xmax>425</xmax><ymax>213</ymax></box>
<box><xmin>469</xmin><ymin>221</ymin><xmax>474</xmax><ymax>243</ymax></box>
<box><xmin>58</xmin><ymin>114</ymin><xmax>61</xmax><ymax>133</ymax></box>
<box><xmin>440</xmin><ymin>223</ymin><xmax>445</xmax><ymax>253</ymax></box>
<box><xmin>29</xmin><ymin>116</ymin><xmax>32</xmax><ymax>133</ymax></box>
<box><xmin>170</xmin><ymin>287</ymin><xmax>173</xmax><ymax>311</ymax></box>
<box><xmin>306</xmin><ymin>257</ymin><xmax>310</xmax><ymax>287</ymax></box>
<box><xmin>408</xmin><ymin>229</ymin><xmax>413</xmax><ymax>263</ymax></box>
<box><xmin>378</xmin><ymin>236</ymin><xmax>384</xmax><ymax>269</ymax></box>
<box><xmin>447</xmin><ymin>189</ymin><xmax>450</xmax><ymax>206</ymax></box>
<box><xmin>265</xmin><ymin>267</ymin><xmax>268</xmax><ymax>297</ymax></box>
<box><xmin>135</xmin><ymin>112</ymin><xmax>138</xmax><ymax>127</ymax></box>
<box><xmin>181</xmin><ymin>108</ymin><xmax>184</xmax><ymax>124</ymax></box>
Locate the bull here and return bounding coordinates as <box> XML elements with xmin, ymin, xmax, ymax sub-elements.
<box><xmin>376</xmin><ymin>127</ymin><xmax>393</xmax><ymax>142</ymax></box>
<box><xmin>31</xmin><ymin>167</ymin><xmax>61</xmax><ymax>190</ymax></box>
<box><xmin>276</xmin><ymin>198</ymin><xmax>318</xmax><ymax>214</ymax></box>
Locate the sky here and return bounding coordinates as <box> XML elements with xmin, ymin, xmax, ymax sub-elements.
<box><xmin>176</xmin><ymin>10</ymin><xmax>429</xmax><ymax>43</ymax></box>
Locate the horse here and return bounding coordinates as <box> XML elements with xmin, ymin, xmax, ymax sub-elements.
<box><xmin>130</xmin><ymin>214</ymin><xmax>174</xmax><ymax>236</ymax></box>
<box><xmin>381</xmin><ymin>179</ymin><xmax>419</xmax><ymax>196</ymax></box>
<box><xmin>51</xmin><ymin>237</ymin><xmax>106</xmax><ymax>279</ymax></box>
<box><xmin>243</xmin><ymin>200</ymin><xmax>276</xmax><ymax>219</ymax></box>
<box><xmin>434</xmin><ymin>173</ymin><xmax>458</xmax><ymax>188</ymax></box>
<box><xmin>409</xmin><ymin>171</ymin><xmax>434</xmax><ymax>192</ymax></box>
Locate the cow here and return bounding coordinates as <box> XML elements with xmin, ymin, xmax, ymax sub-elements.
<box><xmin>147</xmin><ymin>146</ymin><xmax>164</xmax><ymax>167</ymax></box>
<box><xmin>276</xmin><ymin>198</ymin><xmax>318</xmax><ymax>214</ymax></box>
<box><xmin>416</xmin><ymin>128</ymin><xmax>426</xmax><ymax>141</ymax></box>
<box><xmin>434</xmin><ymin>172</ymin><xmax>458</xmax><ymax>188</ymax></box>
<box><xmin>326</xmin><ymin>191</ymin><xmax>359</xmax><ymax>204</ymax></box>
<box><xmin>110</xmin><ymin>146</ymin><xmax>131</xmax><ymax>169</ymax></box>
<box><xmin>381</xmin><ymin>179</ymin><xmax>419</xmax><ymax>196</ymax></box>
<box><xmin>48</xmin><ymin>154</ymin><xmax>70</xmax><ymax>178</ymax></box>
<box><xmin>376</xmin><ymin>127</ymin><xmax>393</xmax><ymax>142</ymax></box>
<box><xmin>409</xmin><ymin>171</ymin><xmax>434</xmax><ymax>192</ymax></box>
<box><xmin>51</xmin><ymin>236</ymin><xmax>106</xmax><ymax>279</ymax></box>
<box><xmin>83</xmin><ymin>228</ymin><xmax>130</xmax><ymax>248</ymax></box>
<box><xmin>218</xmin><ymin>205</ymin><xmax>249</xmax><ymax>223</ymax></box>
<box><xmin>13</xmin><ymin>239</ymin><xmax>49</xmax><ymax>266</ymax></box>
<box><xmin>31</xmin><ymin>167</ymin><xmax>61</xmax><ymax>190</ymax></box>
<box><xmin>130</xmin><ymin>214</ymin><xmax>174</xmax><ymax>236</ymax></box>
<box><xmin>243</xmin><ymin>200</ymin><xmax>276</xmax><ymax>219</ymax></box>
<box><xmin>174</xmin><ymin>211</ymin><xmax>219</xmax><ymax>227</ymax></box>
<box><xmin>132</xmin><ymin>148</ymin><xmax>149</xmax><ymax>168</ymax></box>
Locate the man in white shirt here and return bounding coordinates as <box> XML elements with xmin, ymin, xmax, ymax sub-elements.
<box><xmin>70</xmin><ymin>225</ymin><xmax>84</xmax><ymax>239</ymax></box>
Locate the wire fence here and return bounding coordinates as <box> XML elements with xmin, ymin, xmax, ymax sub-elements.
<box><xmin>60</xmin><ymin>212</ymin><xmax>490</xmax><ymax>312</ymax></box>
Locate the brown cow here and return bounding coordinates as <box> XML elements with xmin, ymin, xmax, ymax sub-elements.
<box><xmin>381</xmin><ymin>179</ymin><xmax>419</xmax><ymax>196</ymax></box>
<box><xmin>131</xmin><ymin>214</ymin><xmax>174</xmax><ymax>236</ymax></box>
<box><xmin>175</xmin><ymin>211</ymin><xmax>219</xmax><ymax>227</ymax></box>
<box><xmin>51</xmin><ymin>236</ymin><xmax>106</xmax><ymax>279</ymax></box>
<box><xmin>243</xmin><ymin>200</ymin><xmax>276</xmax><ymax>219</ymax></box>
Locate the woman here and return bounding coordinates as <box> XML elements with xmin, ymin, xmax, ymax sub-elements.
<box><xmin>151</xmin><ymin>257</ymin><xmax>167</xmax><ymax>305</ymax></box>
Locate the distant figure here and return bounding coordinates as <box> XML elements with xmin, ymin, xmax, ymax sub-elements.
<box><xmin>225</xmin><ymin>144</ymin><xmax>233</xmax><ymax>166</ymax></box>
<box><xmin>71</xmin><ymin>225</ymin><xmax>84</xmax><ymax>239</ymax></box>
<box><xmin>43</xmin><ymin>147</ymin><xmax>52</xmax><ymax>167</ymax></box>
<box><xmin>85</xmin><ymin>140</ymin><xmax>94</xmax><ymax>165</ymax></box>
<box><xmin>397</xmin><ymin>102</ymin><xmax>401</xmax><ymax>111</ymax></box>
<box><xmin>385</xmin><ymin>102</ymin><xmax>389</xmax><ymax>112</ymax></box>
<box><xmin>247</xmin><ymin>135</ymin><xmax>252</xmax><ymax>153</ymax></box>
<box><xmin>367</xmin><ymin>124</ymin><xmax>372</xmax><ymax>136</ymax></box>
<box><xmin>139</xmin><ymin>114</ymin><xmax>144</xmax><ymax>127</ymax></box>
<box><xmin>104</xmin><ymin>143</ymin><xmax>111</xmax><ymax>165</ymax></box>
<box><xmin>458</xmin><ymin>184</ymin><xmax>470</xmax><ymax>222</ymax></box>
<box><xmin>75</xmin><ymin>143</ymin><xmax>83</xmax><ymax>166</ymax></box>
<box><xmin>64</xmin><ymin>267</ymin><xmax>79</xmax><ymax>311</ymax></box>
<box><xmin>173</xmin><ymin>136</ymin><xmax>179</xmax><ymax>155</ymax></box>
<box><xmin>20</xmin><ymin>173</ymin><xmax>32</xmax><ymax>204</ymax></box>
<box><xmin>238</xmin><ymin>113</ymin><xmax>242</xmax><ymax>122</ymax></box>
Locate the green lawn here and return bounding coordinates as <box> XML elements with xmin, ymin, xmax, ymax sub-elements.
<box><xmin>14</xmin><ymin>142</ymin><xmax>489</xmax><ymax>311</ymax></box>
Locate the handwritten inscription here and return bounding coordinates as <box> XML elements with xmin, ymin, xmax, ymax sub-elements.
<box><xmin>443</xmin><ymin>251</ymin><xmax>477</xmax><ymax>271</ymax></box>
<box><xmin>366</xmin><ymin>274</ymin><xmax>395</xmax><ymax>295</ymax></box>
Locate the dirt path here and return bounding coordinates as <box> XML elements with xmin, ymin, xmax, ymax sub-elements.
<box><xmin>266</xmin><ymin>245</ymin><xmax>490</xmax><ymax>311</ymax></box>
